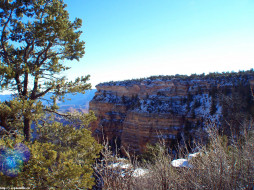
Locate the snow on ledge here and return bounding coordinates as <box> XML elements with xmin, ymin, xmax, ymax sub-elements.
<box><xmin>188</xmin><ymin>152</ymin><xmax>201</xmax><ymax>160</ymax></box>
<box><xmin>132</xmin><ymin>168</ymin><xmax>149</xmax><ymax>177</ymax></box>
<box><xmin>171</xmin><ymin>158</ymin><xmax>193</xmax><ymax>168</ymax></box>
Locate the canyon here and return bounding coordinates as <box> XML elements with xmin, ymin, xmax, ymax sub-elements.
<box><xmin>89</xmin><ymin>71</ymin><xmax>254</xmax><ymax>154</ymax></box>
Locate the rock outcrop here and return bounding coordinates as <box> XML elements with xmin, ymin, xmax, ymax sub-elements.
<box><xmin>89</xmin><ymin>71</ymin><xmax>254</xmax><ymax>154</ymax></box>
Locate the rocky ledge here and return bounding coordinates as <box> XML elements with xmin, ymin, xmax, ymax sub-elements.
<box><xmin>89</xmin><ymin>70</ymin><xmax>254</xmax><ymax>154</ymax></box>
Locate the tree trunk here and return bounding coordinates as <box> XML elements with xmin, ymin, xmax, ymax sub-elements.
<box><xmin>24</xmin><ymin>117</ymin><xmax>30</xmax><ymax>141</ymax></box>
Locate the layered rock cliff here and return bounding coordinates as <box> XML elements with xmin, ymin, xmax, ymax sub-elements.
<box><xmin>89</xmin><ymin>71</ymin><xmax>254</xmax><ymax>154</ymax></box>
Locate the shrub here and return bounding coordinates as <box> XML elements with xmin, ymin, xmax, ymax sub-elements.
<box><xmin>0</xmin><ymin>122</ymin><xmax>102</xmax><ymax>189</ymax></box>
<box><xmin>95</xmin><ymin>123</ymin><xmax>254</xmax><ymax>190</ymax></box>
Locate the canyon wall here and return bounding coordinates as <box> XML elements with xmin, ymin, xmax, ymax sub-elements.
<box><xmin>89</xmin><ymin>72</ymin><xmax>254</xmax><ymax>154</ymax></box>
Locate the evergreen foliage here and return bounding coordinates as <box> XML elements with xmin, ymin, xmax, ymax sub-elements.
<box><xmin>139</xmin><ymin>143</ymin><xmax>166</xmax><ymax>164</ymax></box>
<box><xmin>0</xmin><ymin>124</ymin><xmax>102</xmax><ymax>189</ymax></box>
<box><xmin>0</xmin><ymin>0</ymin><xmax>90</xmax><ymax>141</ymax></box>
<box><xmin>0</xmin><ymin>0</ymin><xmax>102</xmax><ymax>188</ymax></box>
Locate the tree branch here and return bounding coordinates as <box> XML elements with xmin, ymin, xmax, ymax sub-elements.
<box><xmin>15</xmin><ymin>73</ymin><xmax>23</xmax><ymax>97</ymax></box>
<box><xmin>1</xmin><ymin>9</ymin><xmax>14</xmax><ymax>65</ymax></box>
<box><xmin>31</xmin><ymin>73</ymin><xmax>39</xmax><ymax>99</ymax></box>
<box><xmin>43</xmin><ymin>108</ymin><xmax>70</xmax><ymax>118</ymax></box>
<box><xmin>35</xmin><ymin>42</ymin><xmax>53</xmax><ymax>66</ymax></box>
<box><xmin>23</xmin><ymin>39</ymin><xmax>31</xmax><ymax>61</ymax></box>
<box><xmin>31</xmin><ymin>86</ymin><xmax>54</xmax><ymax>100</ymax></box>
<box><xmin>22</xmin><ymin>71</ymin><xmax>29</xmax><ymax>97</ymax></box>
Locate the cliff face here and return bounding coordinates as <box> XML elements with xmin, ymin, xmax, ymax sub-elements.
<box><xmin>90</xmin><ymin>72</ymin><xmax>254</xmax><ymax>154</ymax></box>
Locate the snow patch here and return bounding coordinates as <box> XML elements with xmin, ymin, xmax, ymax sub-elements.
<box><xmin>171</xmin><ymin>159</ymin><xmax>193</xmax><ymax>168</ymax></box>
<box><xmin>188</xmin><ymin>152</ymin><xmax>201</xmax><ymax>160</ymax></box>
<box><xmin>132</xmin><ymin>168</ymin><xmax>149</xmax><ymax>177</ymax></box>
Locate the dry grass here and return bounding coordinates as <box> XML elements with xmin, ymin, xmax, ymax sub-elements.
<box><xmin>94</xmin><ymin>122</ymin><xmax>254</xmax><ymax>190</ymax></box>
<box><xmin>93</xmin><ymin>141</ymin><xmax>135</xmax><ymax>190</ymax></box>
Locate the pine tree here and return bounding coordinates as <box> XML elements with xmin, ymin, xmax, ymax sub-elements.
<box><xmin>0</xmin><ymin>1</ymin><xmax>102</xmax><ymax>188</ymax></box>
<box><xmin>0</xmin><ymin>0</ymin><xmax>90</xmax><ymax>141</ymax></box>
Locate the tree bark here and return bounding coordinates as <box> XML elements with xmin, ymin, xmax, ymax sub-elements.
<box><xmin>24</xmin><ymin>117</ymin><xmax>30</xmax><ymax>141</ymax></box>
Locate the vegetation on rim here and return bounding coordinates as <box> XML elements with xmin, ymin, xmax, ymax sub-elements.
<box><xmin>98</xmin><ymin>69</ymin><xmax>254</xmax><ymax>87</ymax></box>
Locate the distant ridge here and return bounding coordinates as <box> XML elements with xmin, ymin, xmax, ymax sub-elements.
<box><xmin>0</xmin><ymin>90</ymin><xmax>96</xmax><ymax>113</ymax></box>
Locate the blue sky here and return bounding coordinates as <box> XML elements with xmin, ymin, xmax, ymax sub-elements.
<box><xmin>64</xmin><ymin>0</ymin><xmax>254</xmax><ymax>88</ymax></box>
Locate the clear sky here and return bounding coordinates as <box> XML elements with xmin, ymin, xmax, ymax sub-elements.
<box><xmin>64</xmin><ymin>0</ymin><xmax>254</xmax><ymax>88</ymax></box>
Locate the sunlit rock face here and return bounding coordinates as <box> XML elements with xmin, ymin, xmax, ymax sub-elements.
<box><xmin>89</xmin><ymin>72</ymin><xmax>254</xmax><ymax>155</ymax></box>
<box><xmin>121</xmin><ymin>111</ymin><xmax>183</xmax><ymax>153</ymax></box>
